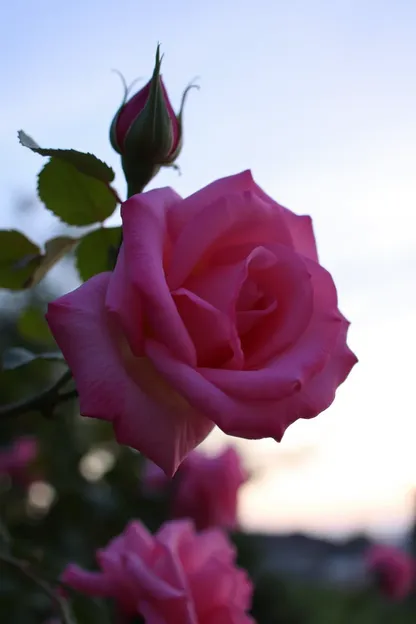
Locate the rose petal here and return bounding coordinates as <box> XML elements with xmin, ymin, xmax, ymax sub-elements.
<box><xmin>61</xmin><ymin>565</ymin><xmax>110</xmax><ymax>597</ymax></box>
<box><xmin>190</xmin><ymin>560</ymin><xmax>253</xmax><ymax>618</ymax></box>
<box><xmin>201</xmin><ymin>259</ymin><xmax>343</xmax><ymax>400</ymax></box>
<box><xmin>121</xmin><ymin>188</ymin><xmax>197</xmax><ymax>366</ymax></box>
<box><xmin>116</xmin><ymin>81</ymin><xmax>151</xmax><ymax>148</ymax></box>
<box><xmin>146</xmin><ymin>339</ymin><xmax>287</xmax><ymax>438</ymax></box>
<box><xmin>167</xmin><ymin>171</ymin><xmax>256</xmax><ymax>242</ymax></box>
<box><xmin>251</xmin><ymin>179</ymin><xmax>319</xmax><ymax>262</ymax></box>
<box><xmin>139</xmin><ymin>596</ymin><xmax>197</xmax><ymax>624</ymax></box>
<box><xmin>178</xmin><ymin>526</ymin><xmax>236</xmax><ymax>572</ymax></box>
<box><xmin>240</xmin><ymin>245</ymin><xmax>314</xmax><ymax>366</ymax></box>
<box><xmin>105</xmin><ymin>245</ymin><xmax>144</xmax><ymax>355</ymax></box>
<box><xmin>173</xmin><ymin>288</ymin><xmax>244</xmax><ymax>369</ymax></box>
<box><xmin>124</xmin><ymin>553</ymin><xmax>184</xmax><ymax>600</ymax></box>
<box><xmin>47</xmin><ymin>274</ymin><xmax>213</xmax><ymax>475</ymax></box>
<box><xmin>146</xmin><ymin>332</ymin><xmax>356</xmax><ymax>441</ymax></box>
<box><xmin>123</xmin><ymin>521</ymin><xmax>155</xmax><ymax>558</ymax></box>
<box><xmin>167</xmin><ymin>189</ymin><xmax>293</xmax><ymax>289</ymax></box>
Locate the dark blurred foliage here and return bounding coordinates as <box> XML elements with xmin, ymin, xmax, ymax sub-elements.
<box><xmin>0</xmin><ymin>205</ymin><xmax>415</xmax><ymax>623</ymax></box>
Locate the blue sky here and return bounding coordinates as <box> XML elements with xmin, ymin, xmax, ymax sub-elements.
<box><xmin>1</xmin><ymin>0</ymin><xmax>415</xmax><ymax>537</ymax></box>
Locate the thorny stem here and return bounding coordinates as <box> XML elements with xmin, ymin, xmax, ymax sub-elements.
<box><xmin>0</xmin><ymin>551</ymin><xmax>76</xmax><ymax>623</ymax></box>
<box><xmin>0</xmin><ymin>370</ymin><xmax>78</xmax><ymax>419</ymax></box>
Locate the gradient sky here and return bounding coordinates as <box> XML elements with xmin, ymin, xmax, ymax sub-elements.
<box><xmin>1</xmin><ymin>0</ymin><xmax>415</xmax><ymax>538</ymax></box>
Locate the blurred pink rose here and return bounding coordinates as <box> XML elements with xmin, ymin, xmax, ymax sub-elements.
<box><xmin>47</xmin><ymin>171</ymin><xmax>357</xmax><ymax>475</ymax></box>
<box><xmin>143</xmin><ymin>447</ymin><xmax>247</xmax><ymax>530</ymax></box>
<box><xmin>0</xmin><ymin>436</ymin><xmax>38</xmax><ymax>485</ymax></box>
<box><xmin>366</xmin><ymin>544</ymin><xmax>415</xmax><ymax>600</ymax></box>
<box><xmin>173</xmin><ymin>447</ymin><xmax>247</xmax><ymax>530</ymax></box>
<box><xmin>62</xmin><ymin>518</ymin><xmax>254</xmax><ymax>623</ymax></box>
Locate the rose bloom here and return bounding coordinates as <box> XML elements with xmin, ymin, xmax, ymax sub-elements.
<box><xmin>143</xmin><ymin>447</ymin><xmax>247</xmax><ymax>530</ymax></box>
<box><xmin>0</xmin><ymin>436</ymin><xmax>38</xmax><ymax>485</ymax></box>
<box><xmin>47</xmin><ymin>171</ymin><xmax>357</xmax><ymax>475</ymax></box>
<box><xmin>366</xmin><ymin>544</ymin><xmax>415</xmax><ymax>600</ymax></box>
<box><xmin>62</xmin><ymin>519</ymin><xmax>254</xmax><ymax>623</ymax></box>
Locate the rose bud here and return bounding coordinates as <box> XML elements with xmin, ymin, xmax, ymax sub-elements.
<box><xmin>110</xmin><ymin>44</ymin><xmax>197</xmax><ymax>195</ymax></box>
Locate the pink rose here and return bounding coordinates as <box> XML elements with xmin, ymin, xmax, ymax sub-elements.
<box><xmin>143</xmin><ymin>447</ymin><xmax>247</xmax><ymax>530</ymax></box>
<box><xmin>174</xmin><ymin>447</ymin><xmax>247</xmax><ymax>530</ymax></box>
<box><xmin>366</xmin><ymin>544</ymin><xmax>415</xmax><ymax>600</ymax></box>
<box><xmin>47</xmin><ymin>171</ymin><xmax>357</xmax><ymax>475</ymax></box>
<box><xmin>0</xmin><ymin>436</ymin><xmax>38</xmax><ymax>485</ymax></box>
<box><xmin>62</xmin><ymin>519</ymin><xmax>254</xmax><ymax>623</ymax></box>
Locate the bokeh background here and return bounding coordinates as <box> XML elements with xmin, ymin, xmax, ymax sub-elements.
<box><xmin>0</xmin><ymin>1</ymin><xmax>415</xmax><ymax>622</ymax></box>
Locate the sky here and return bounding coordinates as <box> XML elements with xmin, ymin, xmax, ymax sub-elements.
<box><xmin>0</xmin><ymin>0</ymin><xmax>415</xmax><ymax>538</ymax></box>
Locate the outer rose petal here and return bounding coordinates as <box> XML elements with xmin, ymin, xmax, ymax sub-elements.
<box><xmin>61</xmin><ymin>565</ymin><xmax>110</xmax><ymax>597</ymax></box>
<box><xmin>123</xmin><ymin>520</ymin><xmax>155</xmax><ymax>557</ymax></box>
<box><xmin>252</xmin><ymin>178</ymin><xmax>319</xmax><ymax>262</ymax></box>
<box><xmin>167</xmin><ymin>190</ymin><xmax>294</xmax><ymax>289</ymax></box>
<box><xmin>178</xmin><ymin>526</ymin><xmax>236</xmax><ymax>572</ymax></box>
<box><xmin>190</xmin><ymin>560</ymin><xmax>253</xmax><ymax>617</ymax></box>
<box><xmin>146</xmin><ymin>329</ymin><xmax>356</xmax><ymax>441</ymax></box>
<box><xmin>121</xmin><ymin>187</ymin><xmax>197</xmax><ymax>366</ymax></box>
<box><xmin>46</xmin><ymin>273</ymin><xmax>213</xmax><ymax>475</ymax></box>
<box><xmin>105</xmin><ymin>245</ymin><xmax>143</xmax><ymax>355</ymax></box>
<box><xmin>124</xmin><ymin>554</ymin><xmax>184</xmax><ymax>601</ymax></box>
<box><xmin>167</xmin><ymin>171</ymin><xmax>257</xmax><ymax>241</ymax></box>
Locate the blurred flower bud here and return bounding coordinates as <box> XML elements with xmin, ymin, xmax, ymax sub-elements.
<box><xmin>0</xmin><ymin>436</ymin><xmax>38</xmax><ymax>486</ymax></box>
<box><xmin>110</xmin><ymin>45</ymin><xmax>197</xmax><ymax>196</ymax></box>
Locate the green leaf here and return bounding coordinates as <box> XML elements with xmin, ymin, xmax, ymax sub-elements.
<box><xmin>18</xmin><ymin>307</ymin><xmax>56</xmax><ymax>346</ymax></box>
<box><xmin>0</xmin><ymin>230</ymin><xmax>41</xmax><ymax>290</ymax></box>
<box><xmin>18</xmin><ymin>130</ymin><xmax>115</xmax><ymax>183</ymax></box>
<box><xmin>38</xmin><ymin>158</ymin><xmax>118</xmax><ymax>226</ymax></box>
<box><xmin>26</xmin><ymin>236</ymin><xmax>78</xmax><ymax>288</ymax></box>
<box><xmin>76</xmin><ymin>227</ymin><xmax>121</xmax><ymax>281</ymax></box>
<box><xmin>1</xmin><ymin>347</ymin><xmax>64</xmax><ymax>371</ymax></box>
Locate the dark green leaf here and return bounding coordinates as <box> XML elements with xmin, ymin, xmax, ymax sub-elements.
<box><xmin>76</xmin><ymin>227</ymin><xmax>121</xmax><ymax>281</ymax></box>
<box><xmin>0</xmin><ymin>230</ymin><xmax>41</xmax><ymax>290</ymax></box>
<box><xmin>38</xmin><ymin>159</ymin><xmax>118</xmax><ymax>226</ymax></box>
<box><xmin>26</xmin><ymin>236</ymin><xmax>78</xmax><ymax>288</ymax></box>
<box><xmin>1</xmin><ymin>347</ymin><xmax>64</xmax><ymax>371</ymax></box>
<box><xmin>18</xmin><ymin>307</ymin><xmax>56</xmax><ymax>346</ymax></box>
<box><xmin>18</xmin><ymin>130</ymin><xmax>115</xmax><ymax>183</ymax></box>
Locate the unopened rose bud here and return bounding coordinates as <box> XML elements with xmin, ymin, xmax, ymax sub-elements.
<box><xmin>110</xmin><ymin>45</ymin><xmax>197</xmax><ymax>196</ymax></box>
